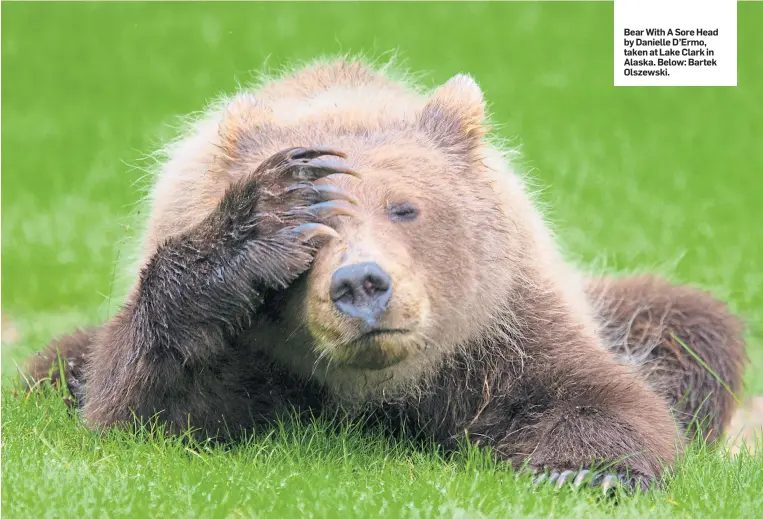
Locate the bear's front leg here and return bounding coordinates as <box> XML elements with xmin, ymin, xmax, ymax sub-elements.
<box><xmin>453</xmin><ymin>282</ymin><xmax>684</xmax><ymax>495</ymax></box>
<box><xmin>83</xmin><ymin>147</ymin><xmax>359</xmax><ymax>439</ymax></box>
<box><xmin>507</xmin><ymin>345</ymin><xmax>681</xmax><ymax>495</ymax></box>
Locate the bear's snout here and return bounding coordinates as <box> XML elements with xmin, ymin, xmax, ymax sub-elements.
<box><xmin>330</xmin><ymin>262</ymin><xmax>392</xmax><ymax>327</ymax></box>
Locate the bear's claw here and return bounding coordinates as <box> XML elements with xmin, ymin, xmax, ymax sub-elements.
<box><xmin>253</xmin><ymin>146</ymin><xmax>360</xmax><ymax>239</ymax></box>
<box><xmin>289</xmin><ymin>158</ymin><xmax>361</xmax><ymax>180</ymax></box>
<box><xmin>311</xmin><ymin>184</ymin><xmax>360</xmax><ymax>205</ymax></box>
<box><xmin>290</xmin><ymin>223</ymin><xmax>341</xmax><ymax>242</ymax></box>
<box><xmin>287</xmin><ymin>200</ymin><xmax>359</xmax><ymax>220</ymax></box>
<box><xmin>257</xmin><ymin>146</ymin><xmax>358</xmax><ymax>180</ymax></box>
<box><xmin>284</xmin><ymin>146</ymin><xmax>348</xmax><ymax>161</ymax></box>
<box><xmin>284</xmin><ymin>183</ymin><xmax>359</xmax><ymax>206</ymax></box>
<box><xmin>533</xmin><ymin>469</ymin><xmax>646</xmax><ymax>496</ymax></box>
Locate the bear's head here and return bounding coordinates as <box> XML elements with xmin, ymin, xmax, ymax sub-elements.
<box><xmin>214</xmin><ymin>71</ymin><xmax>555</xmax><ymax>402</ymax></box>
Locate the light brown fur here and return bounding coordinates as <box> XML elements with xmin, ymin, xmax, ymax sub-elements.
<box><xmin>142</xmin><ymin>60</ymin><xmax>599</xmax><ymax>401</ymax></box>
<box><xmin>24</xmin><ymin>58</ymin><xmax>747</xmax><ymax>490</ymax></box>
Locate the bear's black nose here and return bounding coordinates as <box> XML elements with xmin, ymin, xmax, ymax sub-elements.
<box><xmin>330</xmin><ymin>262</ymin><xmax>392</xmax><ymax>325</ymax></box>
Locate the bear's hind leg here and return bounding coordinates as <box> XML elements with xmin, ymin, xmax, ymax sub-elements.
<box><xmin>588</xmin><ymin>275</ymin><xmax>747</xmax><ymax>443</ymax></box>
<box><xmin>24</xmin><ymin>327</ymin><xmax>98</xmax><ymax>406</ymax></box>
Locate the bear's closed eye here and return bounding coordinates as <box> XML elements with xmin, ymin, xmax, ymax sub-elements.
<box><xmin>387</xmin><ymin>202</ymin><xmax>419</xmax><ymax>222</ymax></box>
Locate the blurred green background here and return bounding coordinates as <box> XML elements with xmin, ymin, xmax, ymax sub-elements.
<box><xmin>2</xmin><ymin>3</ymin><xmax>762</xmax><ymax>518</ymax></box>
<box><xmin>3</xmin><ymin>1</ymin><xmax>760</xmax><ymax>386</ymax></box>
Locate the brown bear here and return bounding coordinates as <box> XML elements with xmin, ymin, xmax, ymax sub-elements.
<box><xmin>25</xmin><ymin>58</ymin><xmax>747</xmax><ymax>494</ymax></box>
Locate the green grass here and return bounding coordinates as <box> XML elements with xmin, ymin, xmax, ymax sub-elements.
<box><xmin>2</xmin><ymin>2</ymin><xmax>762</xmax><ymax>517</ymax></box>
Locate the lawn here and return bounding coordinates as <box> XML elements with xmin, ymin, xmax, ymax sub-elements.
<box><xmin>2</xmin><ymin>2</ymin><xmax>762</xmax><ymax>518</ymax></box>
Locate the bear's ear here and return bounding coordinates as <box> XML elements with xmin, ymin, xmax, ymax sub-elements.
<box><xmin>218</xmin><ymin>93</ymin><xmax>273</xmax><ymax>162</ymax></box>
<box><xmin>418</xmin><ymin>74</ymin><xmax>488</xmax><ymax>156</ymax></box>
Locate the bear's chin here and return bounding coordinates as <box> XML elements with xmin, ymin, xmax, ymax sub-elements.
<box><xmin>324</xmin><ymin>330</ymin><xmax>412</xmax><ymax>371</ymax></box>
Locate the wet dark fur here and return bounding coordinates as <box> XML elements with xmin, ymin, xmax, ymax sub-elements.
<box><xmin>25</xmin><ymin>156</ymin><xmax>746</xmax><ymax>487</ymax></box>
